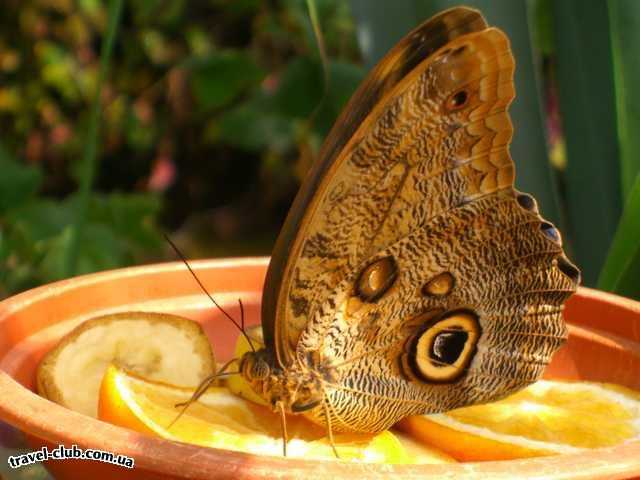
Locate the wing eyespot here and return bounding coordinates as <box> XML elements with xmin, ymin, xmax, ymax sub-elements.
<box><xmin>422</xmin><ymin>272</ymin><xmax>455</xmax><ymax>296</ymax></box>
<box><xmin>540</xmin><ymin>221</ymin><xmax>562</xmax><ymax>245</ymax></box>
<box><xmin>446</xmin><ymin>89</ymin><xmax>469</xmax><ymax>111</ymax></box>
<box><xmin>407</xmin><ymin>311</ymin><xmax>480</xmax><ymax>383</ymax></box>
<box><xmin>516</xmin><ymin>192</ymin><xmax>538</xmax><ymax>212</ymax></box>
<box><xmin>356</xmin><ymin>256</ymin><xmax>398</xmax><ymax>302</ymax></box>
<box><xmin>557</xmin><ymin>256</ymin><xmax>581</xmax><ymax>285</ymax></box>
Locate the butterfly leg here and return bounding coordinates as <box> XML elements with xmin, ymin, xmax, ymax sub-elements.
<box><xmin>322</xmin><ymin>398</ymin><xmax>340</xmax><ymax>459</ymax></box>
<box><xmin>174</xmin><ymin>357</ymin><xmax>237</xmax><ymax>408</ymax></box>
<box><xmin>169</xmin><ymin>357</ymin><xmax>239</xmax><ymax>429</ymax></box>
<box><xmin>277</xmin><ymin>400</ymin><xmax>288</xmax><ymax>457</ymax></box>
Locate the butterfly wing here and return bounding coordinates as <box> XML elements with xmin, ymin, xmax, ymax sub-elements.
<box><xmin>262</xmin><ymin>6</ymin><xmax>490</xmax><ymax>368</ymax></box>
<box><xmin>261</xmin><ymin>7</ymin><xmax>580</xmax><ymax>432</ymax></box>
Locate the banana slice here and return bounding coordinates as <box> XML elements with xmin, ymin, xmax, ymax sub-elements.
<box><xmin>37</xmin><ymin>312</ymin><xmax>215</xmax><ymax>417</ymax></box>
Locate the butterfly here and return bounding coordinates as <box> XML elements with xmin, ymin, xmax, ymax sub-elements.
<box><xmin>188</xmin><ymin>6</ymin><xmax>580</xmax><ymax>454</ymax></box>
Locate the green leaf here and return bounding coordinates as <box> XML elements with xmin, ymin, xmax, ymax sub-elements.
<box><xmin>273</xmin><ymin>57</ymin><xmax>325</xmax><ymax>118</ymax></box>
<box><xmin>0</xmin><ymin>144</ymin><xmax>43</xmax><ymax>214</ymax></box>
<box><xmin>598</xmin><ymin>174</ymin><xmax>640</xmax><ymax>299</ymax></box>
<box><xmin>215</xmin><ymin>100</ymin><xmax>294</xmax><ymax>153</ymax></box>
<box><xmin>326</xmin><ymin>61</ymin><xmax>365</xmax><ymax>109</ymax></box>
<box><xmin>190</xmin><ymin>51</ymin><xmax>265</xmax><ymax>111</ymax></box>
<box><xmin>609</xmin><ymin>0</ymin><xmax>640</xmax><ymax>200</ymax></box>
<box><xmin>5</xmin><ymin>199</ymin><xmax>75</xmax><ymax>245</ymax></box>
<box><xmin>315</xmin><ymin>60</ymin><xmax>365</xmax><ymax>136</ymax></box>
<box><xmin>272</xmin><ymin>57</ymin><xmax>364</xmax><ymax>137</ymax></box>
<box><xmin>530</xmin><ymin>0</ymin><xmax>555</xmax><ymax>56</ymax></box>
<box><xmin>2</xmin><ymin>193</ymin><xmax>163</xmax><ymax>288</ymax></box>
<box><xmin>87</xmin><ymin>193</ymin><xmax>164</xmax><ymax>252</ymax></box>
<box><xmin>551</xmin><ymin>0</ymin><xmax>623</xmax><ymax>285</ymax></box>
<box><xmin>215</xmin><ymin>57</ymin><xmax>364</xmax><ymax>152</ymax></box>
<box><xmin>39</xmin><ymin>224</ymin><xmax>130</xmax><ymax>281</ymax></box>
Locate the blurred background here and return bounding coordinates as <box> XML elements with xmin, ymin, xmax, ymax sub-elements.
<box><xmin>0</xmin><ymin>0</ymin><xmax>638</xmax><ymax>301</ymax></box>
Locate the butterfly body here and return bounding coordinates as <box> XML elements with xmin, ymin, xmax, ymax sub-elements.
<box><xmin>239</xmin><ymin>347</ymin><xmax>328</xmax><ymax>414</ymax></box>
<box><xmin>239</xmin><ymin>7</ymin><xmax>580</xmax><ymax>435</ymax></box>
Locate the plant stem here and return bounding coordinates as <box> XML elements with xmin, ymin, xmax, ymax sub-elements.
<box><xmin>63</xmin><ymin>0</ymin><xmax>124</xmax><ymax>277</ymax></box>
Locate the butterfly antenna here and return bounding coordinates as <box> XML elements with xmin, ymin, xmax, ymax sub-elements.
<box><xmin>163</xmin><ymin>234</ymin><xmax>256</xmax><ymax>353</ymax></box>
<box><xmin>237</xmin><ymin>297</ymin><xmax>258</xmax><ymax>352</ymax></box>
<box><xmin>168</xmin><ymin>358</ymin><xmax>239</xmax><ymax>430</ymax></box>
<box><xmin>239</xmin><ymin>298</ymin><xmax>245</xmax><ymax>331</ymax></box>
<box><xmin>236</xmin><ymin>297</ymin><xmax>257</xmax><ymax>352</ymax></box>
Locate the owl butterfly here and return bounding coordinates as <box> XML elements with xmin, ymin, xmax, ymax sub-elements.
<box><xmin>198</xmin><ymin>6</ymin><xmax>580</xmax><ymax>453</ymax></box>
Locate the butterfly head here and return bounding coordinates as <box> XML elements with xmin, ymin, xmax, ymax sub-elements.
<box><xmin>239</xmin><ymin>348</ymin><xmax>327</xmax><ymax>414</ymax></box>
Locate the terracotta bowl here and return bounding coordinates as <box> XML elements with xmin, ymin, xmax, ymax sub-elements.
<box><xmin>1</xmin><ymin>258</ymin><xmax>639</xmax><ymax>479</ymax></box>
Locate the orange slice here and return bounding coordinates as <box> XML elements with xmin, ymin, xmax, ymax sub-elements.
<box><xmin>98</xmin><ymin>363</ymin><xmax>434</xmax><ymax>463</ymax></box>
<box><xmin>398</xmin><ymin>380</ymin><xmax>640</xmax><ymax>461</ymax></box>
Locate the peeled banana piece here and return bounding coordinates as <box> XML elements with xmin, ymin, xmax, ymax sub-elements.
<box><xmin>37</xmin><ymin>312</ymin><xmax>215</xmax><ymax>417</ymax></box>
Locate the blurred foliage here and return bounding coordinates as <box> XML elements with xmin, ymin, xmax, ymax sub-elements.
<box><xmin>549</xmin><ymin>0</ymin><xmax>622</xmax><ymax>287</ymax></box>
<box><xmin>610</xmin><ymin>0</ymin><xmax>640</xmax><ymax>199</ymax></box>
<box><xmin>599</xmin><ymin>175</ymin><xmax>640</xmax><ymax>298</ymax></box>
<box><xmin>62</xmin><ymin>0</ymin><xmax>123</xmax><ymax>278</ymax></box>
<box><xmin>0</xmin><ymin>0</ymin><xmax>363</xmax><ymax>297</ymax></box>
<box><xmin>604</xmin><ymin>0</ymin><xmax>640</xmax><ymax>299</ymax></box>
<box><xmin>0</xmin><ymin>0</ymin><xmax>638</xmax><ymax>300</ymax></box>
<box><xmin>0</xmin><ymin>138</ymin><xmax>163</xmax><ymax>294</ymax></box>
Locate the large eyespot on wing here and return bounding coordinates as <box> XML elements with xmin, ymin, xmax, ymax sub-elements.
<box><xmin>261</xmin><ymin>6</ymin><xmax>490</xmax><ymax>368</ymax></box>
<box><xmin>402</xmin><ymin>311</ymin><xmax>481</xmax><ymax>383</ymax></box>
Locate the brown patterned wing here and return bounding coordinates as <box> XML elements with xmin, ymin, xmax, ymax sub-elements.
<box><xmin>262</xmin><ymin>6</ymin><xmax>490</xmax><ymax>367</ymax></box>
<box><xmin>262</xmin><ymin>8</ymin><xmax>580</xmax><ymax>432</ymax></box>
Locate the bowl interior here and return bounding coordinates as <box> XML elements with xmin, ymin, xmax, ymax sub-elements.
<box><xmin>1</xmin><ymin>258</ymin><xmax>639</xmax><ymax>479</ymax></box>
